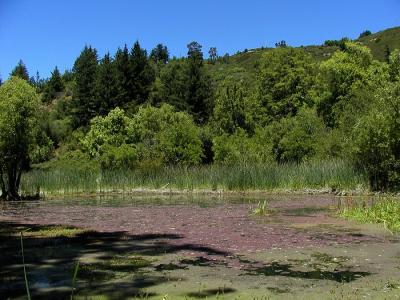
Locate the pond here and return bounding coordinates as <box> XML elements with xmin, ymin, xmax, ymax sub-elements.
<box><xmin>0</xmin><ymin>194</ymin><xmax>399</xmax><ymax>299</ymax></box>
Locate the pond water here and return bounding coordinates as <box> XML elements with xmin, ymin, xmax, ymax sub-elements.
<box><xmin>1</xmin><ymin>194</ymin><xmax>399</xmax><ymax>299</ymax></box>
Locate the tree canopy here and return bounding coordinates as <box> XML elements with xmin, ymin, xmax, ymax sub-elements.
<box><xmin>0</xmin><ymin>77</ymin><xmax>41</xmax><ymax>199</ymax></box>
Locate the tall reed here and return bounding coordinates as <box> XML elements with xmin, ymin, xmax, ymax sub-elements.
<box><xmin>20</xmin><ymin>159</ymin><xmax>368</xmax><ymax>195</ymax></box>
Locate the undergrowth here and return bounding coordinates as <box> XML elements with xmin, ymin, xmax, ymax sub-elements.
<box><xmin>339</xmin><ymin>198</ymin><xmax>400</xmax><ymax>232</ymax></box>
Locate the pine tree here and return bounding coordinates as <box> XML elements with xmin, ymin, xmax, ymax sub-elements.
<box><xmin>72</xmin><ymin>45</ymin><xmax>98</xmax><ymax>127</ymax></box>
<box><xmin>208</xmin><ymin>47</ymin><xmax>218</xmax><ymax>64</ymax></box>
<box><xmin>43</xmin><ymin>66</ymin><xmax>64</xmax><ymax>102</ymax></box>
<box><xmin>150</xmin><ymin>43</ymin><xmax>169</xmax><ymax>64</ymax></box>
<box><xmin>185</xmin><ymin>41</ymin><xmax>213</xmax><ymax>124</ymax></box>
<box><xmin>10</xmin><ymin>60</ymin><xmax>29</xmax><ymax>81</ymax></box>
<box><xmin>32</xmin><ymin>71</ymin><xmax>45</xmax><ymax>92</ymax></box>
<box><xmin>129</xmin><ymin>41</ymin><xmax>155</xmax><ymax>106</ymax></box>
<box><xmin>159</xmin><ymin>59</ymin><xmax>189</xmax><ymax>111</ymax></box>
<box><xmin>385</xmin><ymin>45</ymin><xmax>391</xmax><ymax>63</ymax></box>
<box><xmin>95</xmin><ymin>53</ymin><xmax>118</xmax><ymax>115</ymax></box>
<box><xmin>114</xmin><ymin>45</ymin><xmax>131</xmax><ymax>107</ymax></box>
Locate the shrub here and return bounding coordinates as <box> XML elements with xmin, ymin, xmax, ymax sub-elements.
<box><xmin>353</xmin><ymin>82</ymin><xmax>400</xmax><ymax>190</ymax></box>
<box><xmin>265</xmin><ymin>107</ymin><xmax>326</xmax><ymax>163</ymax></box>
<box><xmin>213</xmin><ymin>129</ymin><xmax>272</xmax><ymax>164</ymax></box>
<box><xmin>99</xmin><ymin>144</ymin><xmax>138</xmax><ymax>170</ymax></box>
<box><xmin>82</xmin><ymin>104</ymin><xmax>203</xmax><ymax>168</ymax></box>
<box><xmin>127</xmin><ymin>104</ymin><xmax>203</xmax><ymax>165</ymax></box>
<box><xmin>82</xmin><ymin>107</ymin><xmax>129</xmax><ymax>157</ymax></box>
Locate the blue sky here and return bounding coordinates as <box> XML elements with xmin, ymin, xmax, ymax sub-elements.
<box><xmin>0</xmin><ymin>0</ymin><xmax>399</xmax><ymax>79</ymax></box>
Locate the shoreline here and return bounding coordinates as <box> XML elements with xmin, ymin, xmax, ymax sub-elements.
<box><xmin>18</xmin><ymin>187</ymin><xmax>400</xmax><ymax>199</ymax></box>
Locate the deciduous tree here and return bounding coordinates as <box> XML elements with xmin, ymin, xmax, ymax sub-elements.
<box><xmin>0</xmin><ymin>77</ymin><xmax>40</xmax><ymax>200</ymax></box>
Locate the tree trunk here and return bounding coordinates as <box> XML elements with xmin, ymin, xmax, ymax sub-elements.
<box><xmin>0</xmin><ymin>171</ymin><xmax>6</xmax><ymax>200</ymax></box>
<box><xmin>3</xmin><ymin>166</ymin><xmax>21</xmax><ymax>201</ymax></box>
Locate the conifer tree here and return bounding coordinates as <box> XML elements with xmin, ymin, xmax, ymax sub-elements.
<box><xmin>208</xmin><ymin>47</ymin><xmax>218</xmax><ymax>64</ymax></box>
<box><xmin>185</xmin><ymin>41</ymin><xmax>213</xmax><ymax>124</ymax></box>
<box><xmin>72</xmin><ymin>45</ymin><xmax>98</xmax><ymax>127</ymax></box>
<box><xmin>95</xmin><ymin>53</ymin><xmax>118</xmax><ymax>115</ymax></box>
<box><xmin>10</xmin><ymin>60</ymin><xmax>29</xmax><ymax>81</ymax></box>
<box><xmin>43</xmin><ymin>66</ymin><xmax>64</xmax><ymax>102</ymax></box>
<box><xmin>114</xmin><ymin>45</ymin><xmax>131</xmax><ymax>107</ymax></box>
<box><xmin>129</xmin><ymin>41</ymin><xmax>155</xmax><ymax>105</ymax></box>
<box><xmin>150</xmin><ymin>43</ymin><xmax>169</xmax><ymax>64</ymax></box>
<box><xmin>385</xmin><ymin>45</ymin><xmax>391</xmax><ymax>63</ymax></box>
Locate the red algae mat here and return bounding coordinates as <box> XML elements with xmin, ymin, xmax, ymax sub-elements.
<box><xmin>2</xmin><ymin>195</ymin><xmax>400</xmax><ymax>299</ymax></box>
<box><xmin>0</xmin><ymin>195</ymin><xmax>387</xmax><ymax>255</ymax></box>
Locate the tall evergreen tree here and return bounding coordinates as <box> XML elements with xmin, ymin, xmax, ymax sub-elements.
<box><xmin>208</xmin><ymin>47</ymin><xmax>218</xmax><ymax>64</ymax></box>
<box><xmin>185</xmin><ymin>41</ymin><xmax>213</xmax><ymax>124</ymax></box>
<box><xmin>385</xmin><ymin>45</ymin><xmax>391</xmax><ymax>63</ymax></box>
<box><xmin>10</xmin><ymin>60</ymin><xmax>29</xmax><ymax>81</ymax></box>
<box><xmin>72</xmin><ymin>45</ymin><xmax>98</xmax><ymax>127</ymax></box>
<box><xmin>31</xmin><ymin>71</ymin><xmax>45</xmax><ymax>92</ymax></box>
<box><xmin>130</xmin><ymin>41</ymin><xmax>155</xmax><ymax>106</ymax></box>
<box><xmin>114</xmin><ymin>45</ymin><xmax>131</xmax><ymax>107</ymax></box>
<box><xmin>43</xmin><ymin>66</ymin><xmax>64</xmax><ymax>102</ymax></box>
<box><xmin>159</xmin><ymin>59</ymin><xmax>188</xmax><ymax>110</ymax></box>
<box><xmin>150</xmin><ymin>43</ymin><xmax>169</xmax><ymax>64</ymax></box>
<box><xmin>95</xmin><ymin>53</ymin><xmax>118</xmax><ymax>115</ymax></box>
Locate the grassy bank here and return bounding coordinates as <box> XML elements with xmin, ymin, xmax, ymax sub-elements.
<box><xmin>339</xmin><ymin>198</ymin><xmax>400</xmax><ymax>232</ymax></box>
<box><xmin>20</xmin><ymin>159</ymin><xmax>368</xmax><ymax>195</ymax></box>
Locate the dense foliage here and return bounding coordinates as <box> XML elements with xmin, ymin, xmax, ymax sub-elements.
<box><xmin>4</xmin><ymin>31</ymin><xmax>400</xmax><ymax>193</ymax></box>
<box><xmin>82</xmin><ymin>105</ymin><xmax>202</xmax><ymax>169</ymax></box>
<box><xmin>0</xmin><ymin>77</ymin><xmax>41</xmax><ymax>199</ymax></box>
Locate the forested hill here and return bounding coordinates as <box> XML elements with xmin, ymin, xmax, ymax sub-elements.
<box><xmin>206</xmin><ymin>26</ymin><xmax>400</xmax><ymax>86</ymax></box>
<box><xmin>1</xmin><ymin>26</ymin><xmax>400</xmax><ymax>194</ymax></box>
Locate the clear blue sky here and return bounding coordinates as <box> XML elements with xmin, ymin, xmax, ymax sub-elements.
<box><xmin>1</xmin><ymin>0</ymin><xmax>399</xmax><ymax>79</ymax></box>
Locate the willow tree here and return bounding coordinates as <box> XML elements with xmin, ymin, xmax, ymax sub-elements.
<box><xmin>0</xmin><ymin>77</ymin><xmax>40</xmax><ymax>200</ymax></box>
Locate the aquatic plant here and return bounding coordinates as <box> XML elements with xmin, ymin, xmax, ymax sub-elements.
<box><xmin>339</xmin><ymin>198</ymin><xmax>400</xmax><ymax>232</ymax></box>
<box><xmin>252</xmin><ymin>200</ymin><xmax>271</xmax><ymax>216</ymax></box>
<box><xmin>20</xmin><ymin>159</ymin><xmax>367</xmax><ymax>195</ymax></box>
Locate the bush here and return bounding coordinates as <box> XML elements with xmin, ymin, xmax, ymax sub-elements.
<box><xmin>265</xmin><ymin>107</ymin><xmax>326</xmax><ymax>163</ymax></box>
<box><xmin>82</xmin><ymin>104</ymin><xmax>203</xmax><ymax>168</ymax></box>
<box><xmin>82</xmin><ymin>107</ymin><xmax>129</xmax><ymax>157</ymax></box>
<box><xmin>213</xmin><ymin>129</ymin><xmax>272</xmax><ymax>164</ymax></box>
<box><xmin>127</xmin><ymin>104</ymin><xmax>203</xmax><ymax>165</ymax></box>
<box><xmin>99</xmin><ymin>144</ymin><xmax>138</xmax><ymax>170</ymax></box>
<box><xmin>353</xmin><ymin>83</ymin><xmax>400</xmax><ymax>190</ymax></box>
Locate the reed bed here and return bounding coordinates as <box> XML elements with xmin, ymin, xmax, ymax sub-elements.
<box><xmin>20</xmin><ymin>159</ymin><xmax>368</xmax><ymax>195</ymax></box>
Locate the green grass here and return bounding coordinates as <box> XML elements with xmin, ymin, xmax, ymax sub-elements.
<box><xmin>339</xmin><ymin>198</ymin><xmax>400</xmax><ymax>232</ymax></box>
<box><xmin>21</xmin><ymin>159</ymin><xmax>368</xmax><ymax>195</ymax></box>
<box><xmin>358</xmin><ymin>26</ymin><xmax>400</xmax><ymax>61</ymax></box>
<box><xmin>251</xmin><ymin>200</ymin><xmax>273</xmax><ymax>216</ymax></box>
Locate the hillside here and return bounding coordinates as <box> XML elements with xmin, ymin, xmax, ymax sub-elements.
<box><xmin>207</xmin><ymin>26</ymin><xmax>400</xmax><ymax>86</ymax></box>
<box><xmin>358</xmin><ymin>26</ymin><xmax>400</xmax><ymax>61</ymax></box>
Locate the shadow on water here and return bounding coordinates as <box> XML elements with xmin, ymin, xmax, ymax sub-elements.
<box><xmin>180</xmin><ymin>256</ymin><xmax>228</xmax><ymax>267</ymax></box>
<box><xmin>186</xmin><ymin>287</ymin><xmax>237</xmax><ymax>299</ymax></box>
<box><xmin>245</xmin><ymin>262</ymin><xmax>371</xmax><ymax>283</ymax></box>
<box><xmin>0</xmin><ymin>221</ymin><xmax>230</xmax><ymax>299</ymax></box>
<box><xmin>281</xmin><ymin>206</ymin><xmax>331</xmax><ymax>217</ymax></box>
